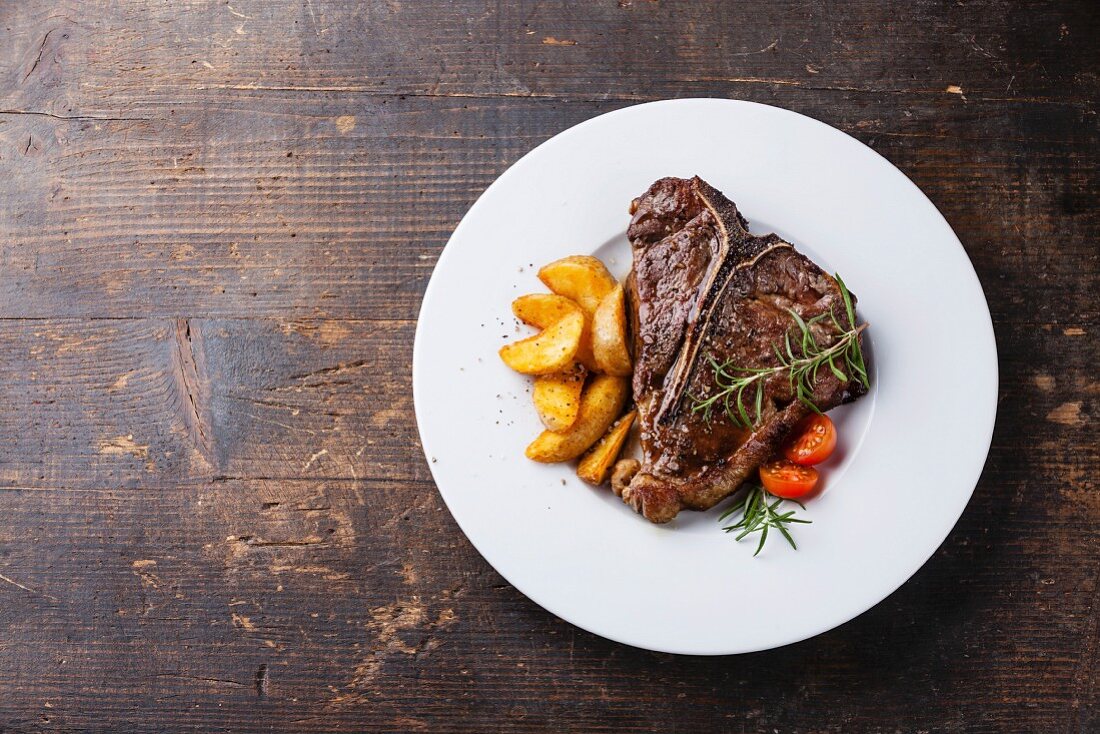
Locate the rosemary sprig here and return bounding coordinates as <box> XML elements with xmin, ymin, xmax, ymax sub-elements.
<box><xmin>691</xmin><ymin>274</ymin><xmax>869</xmax><ymax>428</ymax></box>
<box><xmin>718</xmin><ymin>483</ymin><xmax>811</xmax><ymax>556</ymax></box>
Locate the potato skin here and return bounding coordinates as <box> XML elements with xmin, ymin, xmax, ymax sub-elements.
<box><xmin>592</xmin><ymin>284</ymin><xmax>632</xmax><ymax>377</ymax></box>
<box><xmin>537</xmin><ymin>256</ymin><xmax>617</xmax><ymax>316</ymax></box>
<box><xmin>577</xmin><ymin>410</ymin><xmax>636</xmax><ymax>485</ymax></box>
<box><xmin>498</xmin><ymin>311</ymin><xmax>583</xmax><ymax>375</ymax></box>
<box><xmin>525</xmin><ymin>375</ymin><xmax>629</xmax><ymax>462</ymax></box>
<box><xmin>512</xmin><ymin>293</ymin><xmax>598</xmax><ymax>372</ymax></box>
<box><xmin>512</xmin><ymin>293</ymin><xmax>581</xmax><ymax>329</ymax></box>
<box><xmin>532</xmin><ymin>363</ymin><xmax>587</xmax><ymax>432</ymax></box>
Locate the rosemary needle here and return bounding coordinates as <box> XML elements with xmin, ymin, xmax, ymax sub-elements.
<box><xmin>719</xmin><ymin>483</ymin><xmax>811</xmax><ymax>556</ymax></box>
<box><xmin>691</xmin><ymin>274</ymin><xmax>869</xmax><ymax>428</ymax></box>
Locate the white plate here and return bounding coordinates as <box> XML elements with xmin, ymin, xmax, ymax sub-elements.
<box><xmin>413</xmin><ymin>99</ymin><xmax>997</xmax><ymax>655</ymax></box>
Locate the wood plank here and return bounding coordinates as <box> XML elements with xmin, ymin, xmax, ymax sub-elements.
<box><xmin>0</xmin><ymin>0</ymin><xmax>1095</xmax><ymax>116</ymax></box>
<box><xmin>0</xmin><ymin>0</ymin><xmax>1096</xmax><ymax>730</ymax></box>
<box><xmin>0</xmin><ymin>315</ymin><xmax>1094</xmax><ymax>491</ymax></box>
<box><xmin>0</xmin><ymin>478</ymin><xmax>478</xmax><ymax>731</ymax></box>
<box><xmin>0</xmin><ymin>472</ymin><xmax>1093</xmax><ymax>731</ymax></box>
<box><xmin>0</xmin><ymin>318</ymin><xmax>426</xmax><ymax>488</ymax></box>
<box><xmin>0</xmin><ymin>94</ymin><xmax>1095</xmax><ymax>321</ymax></box>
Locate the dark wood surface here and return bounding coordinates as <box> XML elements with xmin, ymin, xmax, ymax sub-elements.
<box><xmin>0</xmin><ymin>1</ymin><xmax>1096</xmax><ymax>731</ymax></box>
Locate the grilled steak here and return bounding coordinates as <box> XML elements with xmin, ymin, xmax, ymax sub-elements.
<box><xmin>617</xmin><ymin>176</ymin><xmax>867</xmax><ymax>523</ymax></box>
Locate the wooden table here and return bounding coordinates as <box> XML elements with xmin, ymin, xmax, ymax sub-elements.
<box><xmin>1</xmin><ymin>2</ymin><xmax>1096</xmax><ymax>731</ymax></box>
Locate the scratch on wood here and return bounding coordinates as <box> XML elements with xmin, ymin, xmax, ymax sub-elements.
<box><xmin>303</xmin><ymin>448</ymin><xmax>328</xmax><ymax>470</ymax></box>
<box><xmin>23</xmin><ymin>28</ymin><xmax>55</xmax><ymax>83</ymax></box>
<box><xmin>280</xmin><ymin>320</ymin><xmax>352</xmax><ymax>346</ymax></box>
<box><xmin>0</xmin><ymin>572</ymin><xmax>37</xmax><ymax>594</ymax></box>
<box><xmin>330</xmin><ymin>597</ymin><xmax>458</xmax><ymax>706</ymax></box>
<box><xmin>185</xmin><ymin>84</ymin><xmax>1094</xmax><ymax>109</ymax></box>
<box><xmin>98</xmin><ymin>435</ymin><xmax>149</xmax><ymax>458</ymax></box>
<box><xmin>131</xmin><ymin>560</ymin><xmax>161</xmax><ymax>588</ymax></box>
<box><xmin>333</xmin><ymin>599</ymin><xmax>425</xmax><ymax>704</ymax></box>
<box><xmin>289</xmin><ymin>360</ymin><xmax>368</xmax><ymax>383</ymax></box>
<box><xmin>0</xmin><ymin>108</ymin><xmax>146</xmax><ymax>121</ymax></box>
<box><xmin>232</xmin><ymin>613</ymin><xmax>257</xmax><ymax>631</ymax></box>
<box><xmin>542</xmin><ymin>37</ymin><xmax>577</xmax><ymax>46</ymax></box>
<box><xmin>222</xmin><ymin>394</ymin><xmax>302</xmax><ymax>413</ymax></box>
<box><xmin>0</xmin><ymin>572</ymin><xmax>59</xmax><ymax>602</ymax></box>
<box><xmin>153</xmin><ymin>673</ymin><xmax>246</xmax><ymax>688</ymax></box>
<box><xmin>270</xmin><ymin>564</ymin><xmax>350</xmax><ymax>580</ymax></box>
<box><xmin>688</xmin><ymin>75</ymin><xmax>803</xmax><ymax>87</ymax></box>
<box><xmin>230</xmin><ymin>534</ymin><xmax>326</xmax><ymax>548</ymax></box>
<box><xmin>249</xmin><ymin>537</ymin><xmax>326</xmax><ymax>547</ymax></box>
<box><xmin>232</xmin><ymin>410</ymin><xmax>317</xmax><ymax>435</ymax></box>
<box><xmin>729</xmin><ymin>39</ymin><xmax>780</xmax><ymax>56</ymax></box>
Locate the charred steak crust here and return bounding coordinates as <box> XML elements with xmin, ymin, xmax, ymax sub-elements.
<box><xmin>622</xmin><ymin>177</ymin><xmax>866</xmax><ymax>524</ymax></box>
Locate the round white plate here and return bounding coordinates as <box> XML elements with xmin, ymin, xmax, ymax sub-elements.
<box><xmin>413</xmin><ymin>99</ymin><xmax>997</xmax><ymax>655</ymax></box>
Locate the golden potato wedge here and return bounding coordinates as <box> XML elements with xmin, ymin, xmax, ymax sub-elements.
<box><xmin>592</xmin><ymin>284</ymin><xmax>632</xmax><ymax>376</ymax></box>
<box><xmin>577</xmin><ymin>410</ymin><xmax>636</xmax><ymax>485</ymax></box>
<box><xmin>512</xmin><ymin>292</ymin><xmax>599</xmax><ymax>372</ymax></box>
<box><xmin>537</xmin><ymin>256</ymin><xmax>618</xmax><ymax>316</ymax></box>
<box><xmin>532</xmin><ymin>363</ymin><xmax>587</xmax><ymax>432</ymax></box>
<box><xmin>512</xmin><ymin>293</ymin><xmax>581</xmax><ymax>329</ymax></box>
<box><xmin>499</xmin><ymin>311</ymin><xmax>583</xmax><ymax>375</ymax></box>
<box><xmin>525</xmin><ymin>375</ymin><xmax>629</xmax><ymax>463</ymax></box>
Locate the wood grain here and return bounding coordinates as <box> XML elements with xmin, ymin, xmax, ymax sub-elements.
<box><xmin>0</xmin><ymin>0</ymin><xmax>1096</xmax><ymax>731</ymax></box>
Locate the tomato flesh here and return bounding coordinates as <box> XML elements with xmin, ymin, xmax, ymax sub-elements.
<box><xmin>782</xmin><ymin>414</ymin><xmax>837</xmax><ymax>466</ymax></box>
<box><xmin>760</xmin><ymin>458</ymin><xmax>819</xmax><ymax>499</ymax></box>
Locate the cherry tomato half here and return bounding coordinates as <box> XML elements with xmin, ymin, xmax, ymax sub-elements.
<box><xmin>759</xmin><ymin>458</ymin><xmax>819</xmax><ymax>499</ymax></box>
<box><xmin>782</xmin><ymin>414</ymin><xmax>837</xmax><ymax>466</ymax></box>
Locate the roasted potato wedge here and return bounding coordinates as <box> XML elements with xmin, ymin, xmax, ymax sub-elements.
<box><xmin>525</xmin><ymin>375</ymin><xmax>629</xmax><ymax>462</ymax></box>
<box><xmin>512</xmin><ymin>293</ymin><xmax>581</xmax><ymax>329</ymax></box>
<box><xmin>512</xmin><ymin>292</ymin><xmax>598</xmax><ymax>372</ymax></box>
<box><xmin>532</xmin><ymin>363</ymin><xmax>587</xmax><ymax>432</ymax></box>
<box><xmin>592</xmin><ymin>284</ymin><xmax>632</xmax><ymax>376</ymax></box>
<box><xmin>537</xmin><ymin>256</ymin><xmax>618</xmax><ymax>316</ymax></box>
<box><xmin>499</xmin><ymin>311</ymin><xmax>583</xmax><ymax>375</ymax></box>
<box><xmin>577</xmin><ymin>410</ymin><xmax>636</xmax><ymax>485</ymax></box>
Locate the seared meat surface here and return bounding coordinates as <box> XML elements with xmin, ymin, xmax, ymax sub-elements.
<box><xmin>618</xmin><ymin>177</ymin><xmax>866</xmax><ymax>523</ymax></box>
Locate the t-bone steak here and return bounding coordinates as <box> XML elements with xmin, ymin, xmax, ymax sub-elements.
<box><xmin>614</xmin><ymin>176</ymin><xmax>867</xmax><ymax>523</ymax></box>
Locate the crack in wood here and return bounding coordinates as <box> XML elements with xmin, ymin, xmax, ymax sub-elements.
<box><xmin>0</xmin><ymin>108</ymin><xmax>148</xmax><ymax>121</ymax></box>
<box><xmin>22</xmin><ymin>28</ymin><xmax>56</xmax><ymax>83</ymax></box>
<box><xmin>287</xmin><ymin>360</ymin><xmax>369</xmax><ymax>383</ymax></box>
<box><xmin>171</xmin><ymin>318</ymin><xmax>216</xmax><ymax>469</ymax></box>
<box><xmin>153</xmin><ymin>673</ymin><xmax>247</xmax><ymax>688</ymax></box>
<box><xmin>0</xmin><ymin>571</ymin><xmax>59</xmax><ymax>602</ymax></box>
<box><xmin>254</xmin><ymin>663</ymin><xmax>269</xmax><ymax>698</ymax></box>
<box><xmin>190</xmin><ymin>84</ymin><xmax>1096</xmax><ymax>109</ymax></box>
<box><xmin>231</xmin><ymin>534</ymin><xmax>327</xmax><ymax>548</ymax></box>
